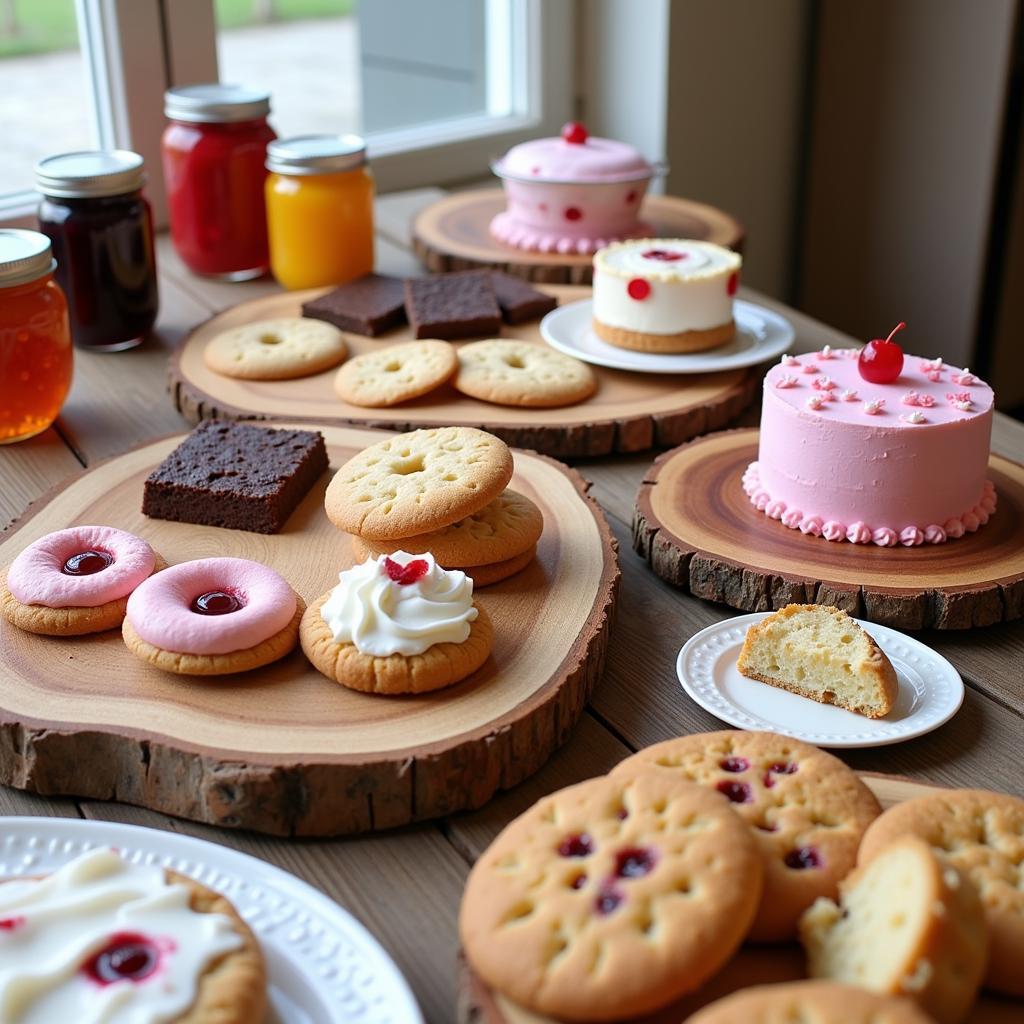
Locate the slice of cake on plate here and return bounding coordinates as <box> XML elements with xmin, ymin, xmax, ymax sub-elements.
<box><xmin>737</xmin><ymin>604</ymin><xmax>898</xmax><ymax>718</ymax></box>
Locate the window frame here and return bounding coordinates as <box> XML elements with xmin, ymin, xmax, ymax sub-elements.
<box><xmin>0</xmin><ymin>0</ymin><xmax>574</xmax><ymax>228</ymax></box>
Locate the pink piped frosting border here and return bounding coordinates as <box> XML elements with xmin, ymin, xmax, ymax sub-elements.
<box><xmin>489</xmin><ymin>211</ymin><xmax>652</xmax><ymax>255</ymax></box>
<box><xmin>742</xmin><ymin>462</ymin><xmax>997</xmax><ymax>546</ymax></box>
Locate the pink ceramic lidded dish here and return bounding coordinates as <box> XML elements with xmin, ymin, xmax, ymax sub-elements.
<box><xmin>490</xmin><ymin>122</ymin><xmax>664</xmax><ymax>254</ymax></box>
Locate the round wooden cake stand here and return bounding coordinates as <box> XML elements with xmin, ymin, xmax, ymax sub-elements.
<box><xmin>0</xmin><ymin>425</ymin><xmax>618</xmax><ymax>837</ymax></box>
<box><xmin>459</xmin><ymin>775</ymin><xmax>1022</xmax><ymax>1024</ymax></box>
<box><xmin>633</xmin><ymin>429</ymin><xmax>1024</xmax><ymax>631</ymax></box>
<box><xmin>412</xmin><ymin>189</ymin><xmax>745</xmax><ymax>284</ymax></box>
<box><xmin>169</xmin><ymin>285</ymin><xmax>758</xmax><ymax>459</ymax></box>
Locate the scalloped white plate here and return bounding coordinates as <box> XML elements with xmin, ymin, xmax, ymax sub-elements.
<box><xmin>676</xmin><ymin>613</ymin><xmax>964</xmax><ymax>747</ymax></box>
<box><xmin>539</xmin><ymin>298</ymin><xmax>795</xmax><ymax>374</ymax></box>
<box><xmin>0</xmin><ymin>818</ymin><xmax>423</xmax><ymax>1024</ymax></box>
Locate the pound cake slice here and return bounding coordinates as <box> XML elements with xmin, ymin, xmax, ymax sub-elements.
<box><xmin>737</xmin><ymin>604</ymin><xmax>898</xmax><ymax>718</ymax></box>
<box><xmin>800</xmin><ymin>836</ymin><xmax>987</xmax><ymax>1024</ymax></box>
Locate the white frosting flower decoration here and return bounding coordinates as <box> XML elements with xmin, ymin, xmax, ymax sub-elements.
<box><xmin>805</xmin><ymin>394</ymin><xmax>827</xmax><ymax>411</ymax></box>
<box><xmin>919</xmin><ymin>357</ymin><xmax>944</xmax><ymax>373</ymax></box>
<box><xmin>775</xmin><ymin>374</ymin><xmax>799</xmax><ymax>389</ymax></box>
<box><xmin>951</xmin><ymin>367</ymin><xmax>978</xmax><ymax>386</ymax></box>
<box><xmin>811</xmin><ymin>375</ymin><xmax>836</xmax><ymax>391</ymax></box>
<box><xmin>818</xmin><ymin>345</ymin><xmax>834</xmax><ymax>360</ymax></box>
<box><xmin>781</xmin><ymin>354</ymin><xmax>799</xmax><ymax>367</ymax></box>
<box><xmin>863</xmin><ymin>399</ymin><xmax>885</xmax><ymax>415</ymax></box>
<box><xmin>900</xmin><ymin>411</ymin><xmax>927</xmax><ymax>424</ymax></box>
<box><xmin>839</xmin><ymin>388</ymin><xmax>858</xmax><ymax>402</ymax></box>
<box><xmin>901</xmin><ymin>390</ymin><xmax>935</xmax><ymax>408</ymax></box>
<box><xmin>946</xmin><ymin>391</ymin><xmax>973</xmax><ymax>411</ymax></box>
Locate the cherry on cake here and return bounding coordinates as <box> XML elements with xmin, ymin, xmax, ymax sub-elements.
<box><xmin>744</xmin><ymin>334</ymin><xmax>996</xmax><ymax>546</ymax></box>
<box><xmin>592</xmin><ymin>239</ymin><xmax>742</xmax><ymax>353</ymax></box>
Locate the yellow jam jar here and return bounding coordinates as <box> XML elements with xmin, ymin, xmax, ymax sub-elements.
<box><xmin>265</xmin><ymin>134</ymin><xmax>374</xmax><ymax>290</ymax></box>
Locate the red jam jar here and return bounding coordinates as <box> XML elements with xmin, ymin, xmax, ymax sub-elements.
<box><xmin>162</xmin><ymin>84</ymin><xmax>276</xmax><ymax>280</ymax></box>
<box><xmin>36</xmin><ymin>150</ymin><xmax>158</xmax><ymax>352</ymax></box>
<box><xmin>0</xmin><ymin>230</ymin><xmax>73</xmax><ymax>443</ymax></box>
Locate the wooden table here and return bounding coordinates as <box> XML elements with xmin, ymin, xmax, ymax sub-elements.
<box><xmin>2</xmin><ymin>188</ymin><xmax>1023</xmax><ymax>1023</ymax></box>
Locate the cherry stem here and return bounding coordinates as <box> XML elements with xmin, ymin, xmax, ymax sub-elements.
<box><xmin>884</xmin><ymin>322</ymin><xmax>906</xmax><ymax>345</ymax></box>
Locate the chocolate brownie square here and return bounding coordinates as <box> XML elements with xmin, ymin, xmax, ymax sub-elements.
<box><xmin>404</xmin><ymin>271</ymin><xmax>502</xmax><ymax>340</ymax></box>
<box><xmin>301</xmin><ymin>274</ymin><xmax>407</xmax><ymax>336</ymax></box>
<box><xmin>489</xmin><ymin>271</ymin><xmax>558</xmax><ymax>325</ymax></box>
<box><xmin>143</xmin><ymin>421</ymin><xmax>328</xmax><ymax>534</ymax></box>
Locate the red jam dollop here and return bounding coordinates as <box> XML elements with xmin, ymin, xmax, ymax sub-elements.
<box><xmin>190</xmin><ymin>590</ymin><xmax>242</xmax><ymax>615</ymax></box>
<box><xmin>62</xmin><ymin>550</ymin><xmax>113</xmax><ymax>576</ymax></box>
<box><xmin>719</xmin><ymin>756</ymin><xmax>750</xmax><ymax>773</ymax></box>
<box><xmin>383</xmin><ymin>557</ymin><xmax>429</xmax><ymax>585</ymax></box>
<box><xmin>716</xmin><ymin>780</ymin><xmax>753</xmax><ymax>804</ymax></box>
<box><xmin>613</xmin><ymin>847</ymin><xmax>657</xmax><ymax>879</ymax></box>
<box><xmin>594</xmin><ymin>884</ymin><xmax>623</xmax><ymax>916</ymax></box>
<box><xmin>784</xmin><ymin>847</ymin><xmax>822</xmax><ymax>870</ymax></box>
<box><xmin>558</xmin><ymin>833</ymin><xmax>594</xmax><ymax>858</ymax></box>
<box><xmin>642</xmin><ymin>249</ymin><xmax>686</xmax><ymax>262</ymax></box>
<box><xmin>82</xmin><ymin>932</ymin><xmax>160</xmax><ymax>986</ymax></box>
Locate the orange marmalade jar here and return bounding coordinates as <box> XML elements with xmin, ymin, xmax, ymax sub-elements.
<box><xmin>265</xmin><ymin>134</ymin><xmax>374</xmax><ymax>290</ymax></box>
<box><xmin>0</xmin><ymin>230</ymin><xmax>72</xmax><ymax>443</ymax></box>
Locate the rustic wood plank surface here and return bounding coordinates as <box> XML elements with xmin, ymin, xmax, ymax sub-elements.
<box><xmin>0</xmin><ymin>188</ymin><xmax>1022</xmax><ymax>1023</ymax></box>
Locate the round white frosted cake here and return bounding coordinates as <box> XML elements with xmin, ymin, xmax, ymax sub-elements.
<box><xmin>592</xmin><ymin>239</ymin><xmax>741</xmax><ymax>353</ymax></box>
<box><xmin>744</xmin><ymin>346</ymin><xmax>996</xmax><ymax>545</ymax></box>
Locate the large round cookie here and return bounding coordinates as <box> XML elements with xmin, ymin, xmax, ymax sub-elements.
<box><xmin>333</xmin><ymin>340</ymin><xmax>457</xmax><ymax>407</ymax></box>
<box><xmin>460</xmin><ymin>773</ymin><xmax>763</xmax><ymax>1022</ymax></box>
<box><xmin>685</xmin><ymin>980</ymin><xmax>938</xmax><ymax>1024</ymax></box>
<box><xmin>454</xmin><ymin>340</ymin><xmax>596</xmax><ymax>408</ymax></box>
<box><xmin>324</xmin><ymin>427</ymin><xmax>514</xmax><ymax>541</ymax></box>
<box><xmin>203</xmin><ymin>317</ymin><xmax>348</xmax><ymax>380</ymax></box>
<box><xmin>349</xmin><ymin>489</ymin><xmax>543</xmax><ymax>567</ymax></box>
<box><xmin>858</xmin><ymin>788</ymin><xmax>1024</xmax><ymax>997</ymax></box>
<box><xmin>612</xmin><ymin>730</ymin><xmax>881</xmax><ymax>941</ymax></box>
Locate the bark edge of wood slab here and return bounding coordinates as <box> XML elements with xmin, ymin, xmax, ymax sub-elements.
<box><xmin>169</xmin><ymin>283</ymin><xmax>758</xmax><ymax>459</ymax></box>
<box><xmin>632</xmin><ymin>428</ymin><xmax>1024</xmax><ymax>631</ymax></box>
<box><xmin>0</xmin><ymin>425</ymin><xmax>619</xmax><ymax>837</ymax></box>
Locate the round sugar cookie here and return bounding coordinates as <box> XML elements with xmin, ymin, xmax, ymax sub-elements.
<box><xmin>460</xmin><ymin>773</ymin><xmax>763</xmax><ymax>1022</ymax></box>
<box><xmin>350</xmin><ymin>536</ymin><xmax>536</xmax><ymax>587</ymax></box>
<box><xmin>299</xmin><ymin>591</ymin><xmax>493</xmax><ymax>694</ymax></box>
<box><xmin>333</xmin><ymin>340</ymin><xmax>457</xmax><ymax>407</ymax></box>
<box><xmin>685</xmin><ymin>981</ymin><xmax>938</xmax><ymax>1024</ymax></box>
<box><xmin>349</xmin><ymin>489</ymin><xmax>543</xmax><ymax>566</ymax></box>
<box><xmin>204</xmin><ymin>317</ymin><xmax>347</xmax><ymax>380</ymax></box>
<box><xmin>454</xmin><ymin>340</ymin><xmax>597</xmax><ymax>408</ymax></box>
<box><xmin>612</xmin><ymin>730</ymin><xmax>881</xmax><ymax>942</ymax></box>
<box><xmin>324</xmin><ymin>427</ymin><xmax>514</xmax><ymax>541</ymax></box>
<box><xmin>858</xmin><ymin>788</ymin><xmax>1024</xmax><ymax>997</ymax></box>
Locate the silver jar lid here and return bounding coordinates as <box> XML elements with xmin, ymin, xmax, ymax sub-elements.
<box><xmin>0</xmin><ymin>230</ymin><xmax>56</xmax><ymax>288</ymax></box>
<box><xmin>35</xmin><ymin>150</ymin><xmax>146</xmax><ymax>199</ymax></box>
<box><xmin>165</xmin><ymin>83</ymin><xmax>271</xmax><ymax>124</ymax></box>
<box><xmin>266</xmin><ymin>134</ymin><xmax>366</xmax><ymax>175</ymax></box>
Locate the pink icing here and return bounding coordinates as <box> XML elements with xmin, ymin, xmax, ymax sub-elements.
<box><xmin>125</xmin><ymin>557</ymin><xmax>296</xmax><ymax>656</ymax></box>
<box><xmin>847</xmin><ymin>522</ymin><xmax>872</xmax><ymax>544</ymax></box>
<box><xmin>495</xmin><ymin>135</ymin><xmax>653</xmax><ymax>183</ymax></box>
<box><xmin>822</xmin><ymin>521</ymin><xmax>845</xmax><ymax>542</ymax></box>
<box><xmin>6</xmin><ymin>526</ymin><xmax>155</xmax><ymax>608</ymax></box>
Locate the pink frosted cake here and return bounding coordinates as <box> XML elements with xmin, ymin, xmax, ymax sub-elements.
<box><xmin>490</xmin><ymin>121</ymin><xmax>659</xmax><ymax>254</ymax></box>
<box><xmin>743</xmin><ymin>335</ymin><xmax>996</xmax><ymax>546</ymax></box>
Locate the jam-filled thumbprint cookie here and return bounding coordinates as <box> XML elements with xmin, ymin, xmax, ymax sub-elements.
<box><xmin>122</xmin><ymin>557</ymin><xmax>303</xmax><ymax>675</ymax></box>
<box><xmin>0</xmin><ymin>847</ymin><xmax>266</xmax><ymax>1023</ymax></box>
<box><xmin>300</xmin><ymin>550</ymin><xmax>493</xmax><ymax>694</ymax></box>
<box><xmin>1</xmin><ymin>526</ymin><xmax>166</xmax><ymax>636</ymax></box>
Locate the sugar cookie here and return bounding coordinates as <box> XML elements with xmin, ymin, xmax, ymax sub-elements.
<box><xmin>454</xmin><ymin>340</ymin><xmax>596</xmax><ymax>408</ymax></box>
<box><xmin>333</xmin><ymin>340</ymin><xmax>457</xmax><ymax>407</ymax></box>
<box><xmin>203</xmin><ymin>317</ymin><xmax>347</xmax><ymax>380</ymax></box>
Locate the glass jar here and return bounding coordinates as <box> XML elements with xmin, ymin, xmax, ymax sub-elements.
<box><xmin>265</xmin><ymin>134</ymin><xmax>375</xmax><ymax>290</ymax></box>
<box><xmin>0</xmin><ymin>230</ymin><xmax>73</xmax><ymax>444</ymax></box>
<box><xmin>163</xmin><ymin>84</ymin><xmax>276</xmax><ymax>280</ymax></box>
<box><xmin>36</xmin><ymin>150</ymin><xmax>158</xmax><ymax>353</ymax></box>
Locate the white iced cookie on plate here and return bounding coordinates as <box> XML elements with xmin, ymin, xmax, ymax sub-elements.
<box><xmin>0</xmin><ymin>848</ymin><xmax>266</xmax><ymax>1024</ymax></box>
<box><xmin>592</xmin><ymin>238</ymin><xmax>741</xmax><ymax>353</ymax></box>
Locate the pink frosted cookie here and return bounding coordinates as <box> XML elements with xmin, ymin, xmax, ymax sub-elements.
<box><xmin>122</xmin><ymin>557</ymin><xmax>303</xmax><ymax>676</ymax></box>
<box><xmin>1</xmin><ymin>526</ymin><xmax>164</xmax><ymax>636</ymax></box>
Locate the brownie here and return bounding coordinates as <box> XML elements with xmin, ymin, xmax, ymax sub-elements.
<box><xmin>301</xmin><ymin>273</ymin><xmax>407</xmax><ymax>336</ymax></box>
<box><xmin>143</xmin><ymin>421</ymin><xmax>328</xmax><ymax>534</ymax></box>
<box><xmin>488</xmin><ymin>271</ymin><xmax>558</xmax><ymax>325</ymax></box>
<box><xmin>404</xmin><ymin>271</ymin><xmax>502</xmax><ymax>340</ymax></box>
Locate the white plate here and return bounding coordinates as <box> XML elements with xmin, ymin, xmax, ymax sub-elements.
<box><xmin>0</xmin><ymin>817</ymin><xmax>423</xmax><ymax>1024</ymax></box>
<box><xmin>676</xmin><ymin>613</ymin><xmax>964</xmax><ymax>748</ymax></box>
<box><xmin>539</xmin><ymin>298</ymin><xmax>795</xmax><ymax>374</ymax></box>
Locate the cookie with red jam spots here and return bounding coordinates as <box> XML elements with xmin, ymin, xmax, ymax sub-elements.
<box><xmin>459</xmin><ymin>772</ymin><xmax>762</xmax><ymax>1022</ymax></box>
<box><xmin>612</xmin><ymin>730</ymin><xmax>881</xmax><ymax>942</ymax></box>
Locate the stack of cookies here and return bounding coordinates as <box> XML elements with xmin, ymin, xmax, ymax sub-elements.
<box><xmin>460</xmin><ymin>729</ymin><xmax>1022</xmax><ymax>1023</ymax></box>
<box><xmin>324</xmin><ymin>426</ymin><xmax>543</xmax><ymax>587</ymax></box>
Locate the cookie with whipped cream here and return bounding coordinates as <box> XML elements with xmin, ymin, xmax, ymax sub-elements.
<box><xmin>592</xmin><ymin>239</ymin><xmax>741</xmax><ymax>353</ymax></box>
<box><xmin>0</xmin><ymin>847</ymin><xmax>266</xmax><ymax>1024</ymax></box>
<box><xmin>300</xmin><ymin>551</ymin><xmax>493</xmax><ymax>694</ymax></box>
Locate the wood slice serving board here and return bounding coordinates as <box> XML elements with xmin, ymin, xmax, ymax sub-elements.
<box><xmin>412</xmin><ymin>189</ymin><xmax>745</xmax><ymax>284</ymax></box>
<box><xmin>460</xmin><ymin>774</ymin><xmax>1022</xmax><ymax>1024</ymax></box>
<box><xmin>0</xmin><ymin>425</ymin><xmax>619</xmax><ymax>836</ymax></box>
<box><xmin>170</xmin><ymin>284</ymin><xmax>757</xmax><ymax>458</ymax></box>
<box><xmin>633</xmin><ymin>429</ymin><xmax>1024</xmax><ymax>631</ymax></box>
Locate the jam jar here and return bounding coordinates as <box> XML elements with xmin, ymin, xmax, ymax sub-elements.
<box><xmin>36</xmin><ymin>150</ymin><xmax>158</xmax><ymax>352</ymax></box>
<box><xmin>0</xmin><ymin>230</ymin><xmax>72</xmax><ymax>443</ymax></box>
<box><xmin>265</xmin><ymin>134</ymin><xmax>374</xmax><ymax>290</ymax></box>
<box><xmin>162</xmin><ymin>84</ymin><xmax>276</xmax><ymax>280</ymax></box>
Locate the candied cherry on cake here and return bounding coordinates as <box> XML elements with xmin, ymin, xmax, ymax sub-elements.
<box><xmin>858</xmin><ymin>322</ymin><xmax>906</xmax><ymax>384</ymax></box>
<box><xmin>82</xmin><ymin>932</ymin><xmax>161</xmax><ymax>986</ymax></box>
<box><xmin>62</xmin><ymin>549</ymin><xmax>113</xmax><ymax>576</ymax></box>
<box><xmin>626</xmin><ymin>278</ymin><xmax>650</xmax><ymax>300</ymax></box>
<box><xmin>561</xmin><ymin>121</ymin><xmax>589</xmax><ymax>145</ymax></box>
<box><xmin>383</xmin><ymin>556</ymin><xmax>429</xmax><ymax>585</ymax></box>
